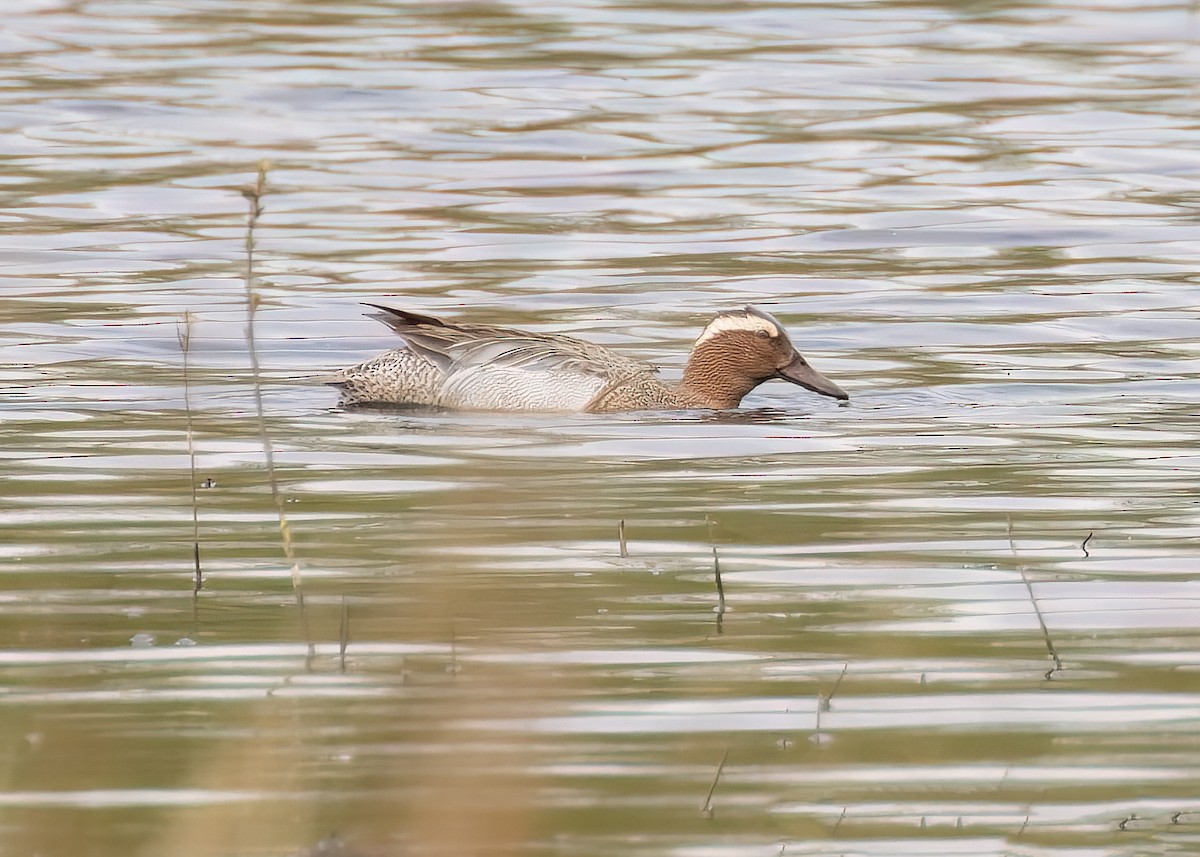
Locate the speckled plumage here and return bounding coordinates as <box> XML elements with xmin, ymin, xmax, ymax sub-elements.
<box><xmin>329</xmin><ymin>304</ymin><xmax>849</xmax><ymax>412</ymax></box>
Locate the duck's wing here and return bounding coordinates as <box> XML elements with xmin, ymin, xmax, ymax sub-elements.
<box><xmin>364</xmin><ymin>304</ymin><xmax>655</xmax><ymax>411</ymax></box>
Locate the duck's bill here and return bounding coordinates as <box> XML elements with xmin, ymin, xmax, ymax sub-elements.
<box><xmin>776</xmin><ymin>357</ymin><xmax>849</xmax><ymax>401</ymax></box>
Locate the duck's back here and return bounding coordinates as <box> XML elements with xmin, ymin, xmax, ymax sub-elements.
<box><xmin>331</xmin><ymin>307</ymin><xmax>659</xmax><ymax>411</ymax></box>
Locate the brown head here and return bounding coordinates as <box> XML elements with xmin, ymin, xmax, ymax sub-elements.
<box><xmin>679</xmin><ymin>306</ymin><xmax>849</xmax><ymax>408</ymax></box>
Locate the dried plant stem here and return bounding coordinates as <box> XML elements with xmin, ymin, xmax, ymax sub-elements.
<box><xmin>700</xmin><ymin>747</ymin><xmax>729</xmax><ymax>817</ymax></box>
<box><xmin>814</xmin><ymin>662</ymin><xmax>849</xmax><ymax>740</ymax></box>
<box><xmin>339</xmin><ymin>596</ymin><xmax>349</xmax><ymax>674</ymax></box>
<box><xmin>706</xmin><ymin>515</ymin><xmax>726</xmax><ymax>632</ymax></box>
<box><xmin>712</xmin><ymin>545</ymin><xmax>726</xmax><ymax>617</ymax></box>
<box><xmin>177</xmin><ymin>312</ymin><xmax>202</xmax><ymax>596</ymax></box>
<box><xmin>827</xmin><ymin>662</ymin><xmax>848</xmax><ymax>704</ymax></box>
<box><xmin>1006</xmin><ymin>515</ymin><xmax>1061</xmax><ymax>679</ymax></box>
<box><xmin>618</xmin><ymin>518</ymin><xmax>628</xmax><ymax>558</ymax></box>
<box><xmin>242</xmin><ymin>162</ymin><xmax>312</xmax><ymax>658</ymax></box>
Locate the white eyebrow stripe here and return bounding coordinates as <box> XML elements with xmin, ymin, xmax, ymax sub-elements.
<box><xmin>694</xmin><ymin>313</ymin><xmax>779</xmax><ymax>346</ymax></box>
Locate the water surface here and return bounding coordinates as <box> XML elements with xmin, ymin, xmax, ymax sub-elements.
<box><xmin>2</xmin><ymin>1</ymin><xmax>1200</xmax><ymax>855</ymax></box>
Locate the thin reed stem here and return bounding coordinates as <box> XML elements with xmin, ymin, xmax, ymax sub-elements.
<box><xmin>1006</xmin><ymin>515</ymin><xmax>1061</xmax><ymax>679</ymax></box>
<box><xmin>700</xmin><ymin>747</ymin><xmax>729</xmax><ymax>817</ymax></box>
<box><xmin>177</xmin><ymin>312</ymin><xmax>202</xmax><ymax>596</ymax></box>
<box><xmin>826</xmin><ymin>662</ymin><xmax>848</xmax><ymax>707</ymax></box>
<box><xmin>712</xmin><ymin>545</ymin><xmax>725</xmax><ymax>616</ymax></box>
<box><xmin>242</xmin><ymin>162</ymin><xmax>313</xmax><ymax>660</ymax></box>
<box><xmin>705</xmin><ymin>515</ymin><xmax>725</xmax><ymax>633</ymax></box>
<box><xmin>339</xmin><ymin>596</ymin><xmax>349</xmax><ymax>674</ymax></box>
<box><xmin>815</xmin><ymin>662</ymin><xmax>848</xmax><ymax>738</ymax></box>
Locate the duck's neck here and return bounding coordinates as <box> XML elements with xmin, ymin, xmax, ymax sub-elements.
<box><xmin>676</xmin><ymin>349</ymin><xmax>758</xmax><ymax>409</ymax></box>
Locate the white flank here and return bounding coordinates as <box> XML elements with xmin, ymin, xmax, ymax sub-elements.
<box><xmin>693</xmin><ymin>311</ymin><xmax>778</xmax><ymax>346</ymax></box>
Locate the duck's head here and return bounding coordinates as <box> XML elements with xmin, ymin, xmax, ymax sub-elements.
<box><xmin>685</xmin><ymin>306</ymin><xmax>849</xmax><ymax>406</ymax></box>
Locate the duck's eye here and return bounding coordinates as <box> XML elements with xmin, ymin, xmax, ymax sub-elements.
<box><xmin>755</xmin><ymin>329</ymin><xmax>772</xmax><ymax>340</ymax></box>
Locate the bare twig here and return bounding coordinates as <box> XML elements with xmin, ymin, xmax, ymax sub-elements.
<box><xmin>815</xmin><ymin>662</ymin><xmax>849</xmax><ymax>736</ymax></box>
<box><xmin>700</xmin><ymin>747</ymin><xmax>729</xmax><ymax>817</ymax></box>
<box><xmin>339</xmin><ymin>596</ymin><xmax>349</xmax><ymax>674</ymax></box>
<box><xmin>177</xmin><ymin>312</ymin><xmax>202</xmax><ymax>597</ymax></box>
<box><xmin>1081</xmin><ymin>531</ymin><xmax>1093</xmax><ymax>557</ymax></box>
<box><xmin>712</xmin><ymin>545</ymin><xmax>726</xmax><ymax>632</ymax></box>
<box><xmin>825</xmin><ymin>662</ymin><xmax>849</xmax><ymax>708</ymax></box>
<box><xmin>1007</xmin><ymin>516</ymin><xmax>1062</xmax><ymax>679</ymax></box>
<box><xmin>706</xmin><ymin>515</ymin><xmax>726</xmax><ymax>633</ymax></box>
<box><xmin>242</xmin><ymin>162</ymin><xmax>313</xmax><ymax>661</ymax></box>
<box><xmin>618</xmin><ymin>518</ymin><xmax>628</xmax><ymax>558</ymax></box>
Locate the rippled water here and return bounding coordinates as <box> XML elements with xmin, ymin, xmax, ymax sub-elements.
<box><xmin>3</xmin><ymin>1</ymin><xmax>1200</xmax><ymax>855</ymax></box>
